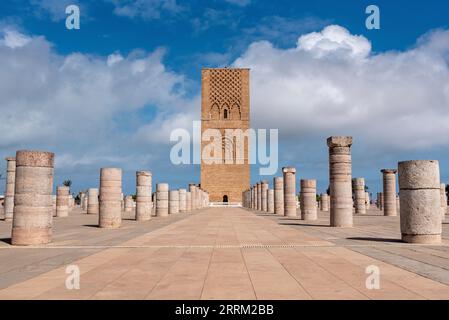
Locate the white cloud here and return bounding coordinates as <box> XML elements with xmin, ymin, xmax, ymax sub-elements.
<box><xmin>108</xmin><ymin>0</ymin><xmax>184</xmax><ymax>20</ymax></box>
<box><xmin>233</xmin><ymin>25</ymin><xmax>449</xmax><ymax>152</ymax></box>
<box><xmin>0</xmin><ymin>29</ymin><xmax>31</xmax><ymax>48</ymax></box>
<box><xmin>30</xmin><ymin>0</ymin><xmax>81</xmax><ymax>21</ymax></box>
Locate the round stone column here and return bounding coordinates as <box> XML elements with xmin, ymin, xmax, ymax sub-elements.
<box><xmin>52</xmin><ymin>195</ymin><xmax>57</xmax><ymax>217</ymax></box>
<box><xmin>320</xmin><ymin>193</ymin><xmax>329</xmax><ymax>212</ymax></box>
<box><xmin>283</xmin><ymin>167</ymin><xmax>297</xmax><ymax>217</ymax></box>
<box><xmin>99</xmin><ymin>168</ymin><xmax>122</xmax><ymax>228</ymax></box>
<box><xmin>274</xmin><ymin>177</ymin><xmax>284</xmax><ymax>215</ymax></box>
<box><xmin>440</xmin><ymin>184</ymin><xmax>447</xmax><ymax>219</ymax></box>
<box><xmin>365</xmin><ymin>192</ymin><xmax>370</xmax><ymax>211</ymax></box>
<box><xmin>169</xmin><ymin>190</ymin><xmax>179</xmax><ymax>214</ymax></box>
<box><xmin>300</xmin><ymin>179</ymin><xmax>317</xmax><ymax>220</ymax></box>
<box><xmin>56</xmin><ymin>186</ymin><xmax>70</xmax><ymax>217</ymax></box>
<box><xmin>186</xmin><ymin>191</ymin><xmax>192</xmax><ymax>211</ymax></box>
<box><xmin>352</xmin><ymin>178</ymin><xmax>366</xmax><ymax>215</ymax></box>
<box><xmin>135</xmin><ymin>170</ymin><xmax>151</xmax><ymax>221</ymax></box>
<box><xmin>4</xmin><ymin>157</ymin><xmax>16</xmax><ymax>221</ymax></box>
<box><xmin>189</xmin><ymin>184</ymin><xmax>196</xmax><ymax>210</ymax></box>
<box><xmin>156</xmin><ymin>183</ymin><xmax>169</xmax><ymax>217</ymax></box>
<box><xmin>124</xmin><ymin>195</ymin><xmax>133</xmax><ymax>212</ymax></box>
<box><xmin>179</xmin><ymin>189</ymin><xmax>187</xmax><ymax>213</ymax></box>
<box><xmin>83</xmin><ymin>195</ymin><xmax>88</xmax><ymax>211</ymax></box>
<box><xmin>267</xmin><ymin>189</ymin><xmax>274</xmax><ymax>213</ymax></box>
<box><xmin>256</xmin><ymin>182</ymin><xmax>261</xmax><ymax>211</ymax></box>
<box><xmin>261</xmin><ymin>181</ymin><xmax>268</xmax><ymax>212</ymax></box>
<box><xmin>87</xmin><ymin>188</ymin><xmax>99</xmax><ymax>214</ymax></box>
<box><xmin>398</xmin><ymin>160</ymin><xmax>441</xmax><ymax>244</ymax></box>
<box><xmin>382</xmin><ymin>169</ymin><xmax>397</xmax><ymax>216</ymax></box>
<box><xmin>11</xmin><ymin>150</ymin><xmax>54</xmax><ymax>245</ymax></box>
<box><xmin>327</xmin><ymin>136</ymin><xmax>353</xmax><ymax>227</ymax></box>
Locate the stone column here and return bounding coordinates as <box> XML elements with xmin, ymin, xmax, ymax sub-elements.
<box><xmin>99</xmin><ymin>168</ymin><xmax>122</xmax><ymax>228</ymax></box>
<box><xmin>87</xmin><ymin>188</ymin><xmax>99</xmax><ymax>214</ymax></box>
<box><xmin>189</xmin><ymin>184</ymin><xmax>196</xmax><ymax>210</ymax></box>
<box><xmin>352</xmin><ymin>178</ymin><xmax>366</xmax><ymax>215</ymax></box>
<box><xmin>380</xmin><ymin>193</ymin><xmax>384</xmax><ymax>210</ymax></box>
<box><xmin>4</xmin><ymin>157</ymin><xmax>16</xmax><ymax>221</ymax></box>
<box><xmin>396</xmin><ymin>195</ymin><xmax>400</xmax><ymax>212</ymax></box>
<box><xmin>11</xmin><ymin>150</ymin><xmax>54</xmax><ymax>245</ymax></box>
<box><xmin>52</xmin><ymin>195</ymin><xmax>57</xmax><ymax>217</ymax></box>
<box><xmin>56</xmin><ymin>186</ymin><xmax>70</xmax><ymax>217</ymax></box>
<box><xmin>80</xmin><ymin>192</ymin><xmax>86</xmax><ymax>211</ymax></box>
<box><xmin>300</xmin><ymin>179</ymin><xmax>317</xmax><ymax>220</ymax></box>
<box><xmin>124</xmin><ymin>195</ymin><xmax>133</xmax><ymax>212</ymax></box>
<box><xmin>320</xmin><ymin>193</ymin><xmax>329</xmax><ymax>212</ymax></box>
<box><xmin>283</xmin><ymin>167</ymin><xmax>297</xmax><ymax>217</ymax></box>
<box><xmin>273</xmin><ymin>177</ymin><xmax>284</xmax><ymax>215</ymax></box>
<box><xmin>441</xmin><ymin>183</ymin><xmax>447</xmax><ymax>219</ymax></box>
<box><xmin>381</xmin><ymin>169</ymin><xmax>397</xmax><ymax>216</ymax></box>
<box><xmin>327</xmin><ymin>136</ymin><xmax>353</xmax><ymax>227</ymax></box>
<box><xmin>261</xmin><ymin>181</ymin><xmax>268</xmax><ymax>212</ymax></box>
<box><xmin>135</xmin><ymin>170</ymin><xmax>151</xmax><ymax>221</ymax></box>
<box><xmin>186</xmin><ymin>191</ymin><xmax>192</xmax><ymax>212</ymax></box>
<box><xmin>152</xmin><ymin>192</ymin><xmax>157</xmax><ymax>216</ymax></box>
<box><xmin>365</xmin><ymin>192</ymin><xmax>370</xmax><ymax>211</ymax></box>
<box><xmin>179</xmin><ymin>189</ymin><xmax>187</xmax><ymax>213</ymax></box>
<box><xmin>398</xmin><ymin>160</ymin><xmax>441</xmax><ymax>244</ymax></box>
<box><xmin>169</xmin><ymin>190</ymin><xmax>179</xmax><ymax>214</ymax></box>
<box><xmin>156</xmin><ymin>183</ymin><xmax>169</xmax><ymax>217</ymax></box>
<box><xmin>267</xmin><ymin>189</ymin><xmax>274</xmax><ymax>213</ymax></box>
<box><xmin>256</xmin><ymin>182</ymin><xmax>261</xmax><ymax>211</ymax></box>
<box><xmin>83</xmin><ymin>195</ymin><xmax>88</xmax><ymax>211</ymax></box>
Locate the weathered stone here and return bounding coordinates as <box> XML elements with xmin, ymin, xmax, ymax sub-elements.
<box><xmin>156</xmin><ymin>183</ymin><xmax>169</xmax><ymax>217</ymax></box>
<box><xmin>189</xmin><ymin>184</ymin><xmax>197</xmax><ymax>210</ymax></box>
<box><xmin>398</xmin><ymin>160</ymin><xmax>441</xmax><ymax>244</ymax></box>
<box><xmin>273</xmin><ymin>177</ymin><xmax>284</xmax><ymax>215</ymax></box>
<box><xmin>256</xmin><ymin>182</ymin><xmax>261</xmax><ymax>211</ymax></box>
<box><xmin>352</xmin><ymin>178</ymin><xmax>366</xmax><ymax>215</ymax></box>
<box><xmin>11</xmin><ymin>150</ymin><xmax>54</xmax><ymax>245</ymax></box>
<box><xmin>4</xmin><ymin>157</ymin><xmax>16</xmax><ymax>221</ymax></box>
<box><xmin>261</xmin><ymin>181</ymin><xmax>268</xmax><ymax>212</ymax></box>
<box><xmin>283</xmin><ymin>167</ymin><xmax>297</xmax><ymax>217</ymax></box>
<box><xmin>320</xmin><ymin>193</ymin><xmax>329</xmax><ymax>212</ymax></box>
<box><xmin>441</xmin><ymin>183</ymin><xmax>447</xmax><ymax>219</ymax></box>
<box><xmin>300</xmin><ymin>179</ymin><xmax>317</xmax><ymax>220</ymax></box>
<box><xmin>382</xmin><ymin>169</ymin><xmax>397</xmax><ymax>216</ymax></box>
<box><xmin>124</xmin><ymin>195</ymin><xmax>133</xmax><ymax>212</ymax></box>
<box><xmin>87</xmin><ymin>188</ymin><xmax>99</xmax><ymax>215</ymax></box>
<box><xmin>135</xmin><ymin>171</ymin><xmax>152</xmax><ymax>221</ymax></box>
<box><xmin>327</xmin><ymin>136</ymin><xmax>353</xmax><ymax>227</ymax></box>
<box><xmin>169</xmin><ymin>190</ymin><xmax>179</xmax><ymax>214</ymax></box>
<box><xmin>365</xmin><ymin>191</ymin><xmax>370</xmax><ymax>211</ymax></box>
<box><xmin>56</xmin><ymin>186</ymin><xmax>70</xmax><ymax>217</ymax></box>
<box><xmin>179</xmin><ymin>189</ymin><xmax>187</xmax><ymax>213</ymax></box>
<box><xmin>99</xmin><ymin>168</ymin><xmax>122</xmax><ymax>229</ymax></box>
<box><xmin>186</xmin><ymin>191</ymin><xmax>192</xmax><ymax>212</ymax></box>
<box><xmin>267</xmin><ymin>189</ymin><xmax>274</xmax><ymax>213</ymax></box>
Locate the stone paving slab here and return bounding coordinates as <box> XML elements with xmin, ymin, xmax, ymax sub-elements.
<box><xmin>0</xmin><ymin>206</ymin><xmax>448</xmax><ymax>300</ymax></box>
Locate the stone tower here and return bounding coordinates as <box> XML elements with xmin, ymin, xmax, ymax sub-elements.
<box><xmin>200</xmin><ymin>68</ymin><xmax>250</xmax><ymax>203</ymax></box>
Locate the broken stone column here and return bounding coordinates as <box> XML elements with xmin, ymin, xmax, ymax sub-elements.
<box><xmin>52</xmin><ymin>195</ymin><xmax>57</xmax><ymax>217</ymax></box>
<box><xmin>380</xmin><ymin>192</ymin><xmax>384</xmax><ymax>210</ymax></box>
<box><xmin>124</xmin><ymin>195</ymin><xmax>133</xmax><ymax>212</ymax></box>
<box><xmin>382</xmin><ymin>169</ymin><xmax>398</xmax><ymax>216</ymax></box>
<box><xmin>274</xmin><ymin>177</ymin><xmax>284</xmax><ymax>215</ymax></box>
<box><xmin>267</xmin><ymin>189</ymin><xmax>274</xmax><ymax>213</ymax></box>
<box><xmin>396</xmin><ymin>194</ymin><xmax>400</xmax><ymax>212</ymax></box>
<box><xmin>327</xmin><ymin>136</ymin><xmax>353</xmax><ymax>227</ymax></box>
<box><xmin>186</xmin><ymin>191</ymin><xmax>192</xmax><ymax>212</ymax></box>
<box><xmin>169</xmin><ymin>190</ymin><xmax>179</xmax><ymax>214</ymax></box>
<box><xmin>283</xmin><ymin>167</ymin><xmax>297</xmax><ymax>217</ymax></box>
<box><xmin>87</xmin><ymin>188</ymin><xmax>99</xmax><ymax>214</ymax></box>
<box><xmin>189</xmin><ymin>184</ymin><xmax>197</xmax><ymax>210</ymax></box>
<box><xmin>398</xmin><ymin>160</ymin><xmax>441</xmax><ymax>244</ymax></box>
<box><xmin>352</xmin><ymin>178</ymin><xmax>366</xmax><ymax>215</ymax></box>
<box><xmin>56</xmin><ymin>186</ymin><xmax>70</xmax><ymax>217</ymax></box>
<box><xmin>11</xmin><ymin>150</ymin><xmax>54</xmax><ymax>245</ymax></box>
<box><xmin>156</xmin><ymin>183</ymin><xmax>169</xmax><ymax>217</ymax></box>
<box><xmin>320</xmin><ymin>193</ymin><xmax>329</xmax><ymax>212</ymax></box>
<box><xmin>256</xmin><ymin>182</ymin><xmax>261</xmax><ymax>211</ymax></box>
<box><xmin>135</xmin><ymin>170</ymin><xmax>152</xmax><ymax>221</ymax></box>
<box><xmin>365</xmin><ymin>192</ymin><xmax>370</xmax><ymax>211</ymax></box>
<box><xmin>261</xmin><ymin>181</ymin><xmax>268</xmax><ymax>212</ymax></box>
<box><xmin>179</xmin><ymin>189</ymin><xmax>187</xmax><ymax>213</ymax></box>
<box><xmin>4</xmin><ymin>157</ymin><xmax>16</xmax><ymax>221</ymax></box>
<box><xmin>99</xmin><ymin>168</ymin><xmax>122</xmax><ymax>228</ymax></box>
<box><xmin>80</xmin><ymin>192</ymin><xmax>86</xmax><ymax>211</ymax></box>
<box><xmin>300</xmin><ymin>179</ymin><xmax>317</xmax><ymax>220</ymax></box>
<box><xmin>83</xmin><ymin>194</ymin><xmax>88</xmax><ymax>211</ymax></box>
<box><xmin>441</xmin><ymin>183</ymin><xmax>447</xmax><ymax>219</ymax></box>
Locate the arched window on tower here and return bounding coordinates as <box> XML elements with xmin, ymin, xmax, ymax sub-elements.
<box><xmin>223</xmin><ymin>108</ymin><xmax>228</xmax><ymax>119</ymax></box>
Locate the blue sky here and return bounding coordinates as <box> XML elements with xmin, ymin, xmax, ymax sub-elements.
<box><xmin>1</xmin><ymin>0</ymin><xmax>449</xmax><ymax>197</ymax></box>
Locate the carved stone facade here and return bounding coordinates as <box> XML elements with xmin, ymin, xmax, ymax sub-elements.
<box><xmin>200</xmin><ymin>68</ymin><xmax>250</xmax><ymax>203</ymax></box>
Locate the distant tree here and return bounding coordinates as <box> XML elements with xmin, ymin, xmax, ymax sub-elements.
<box><xmin>63</xmin><ymin>180</ymin><xmax>72</xmax><ymax>187</ymax></box>
<box><xmin>326</xmin><ymin>186</ymin><xmax>330</xmax><ymax>195</ymax></box>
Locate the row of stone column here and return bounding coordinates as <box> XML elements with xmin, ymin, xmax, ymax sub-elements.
<box><xmin>155</xmin><ymin>183</ymin><xmax>208</xmax><ymax>217</ymax></box>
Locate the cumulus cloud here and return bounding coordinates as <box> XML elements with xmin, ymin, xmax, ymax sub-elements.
<box><xmin>234</xmin><ymin>25</ymin><xmax>449</xmax><ymax>152</ymax></box>
<box><xmin>0</xmin><ymin>26</ymin><xmax>196</xmax><ymax>187</ymax></box>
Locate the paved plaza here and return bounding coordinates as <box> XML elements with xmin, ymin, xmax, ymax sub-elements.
<box><xmin>0</xmin><ymin>207</ymin><xmax>448</xmax><ymax>300</ymax></box>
